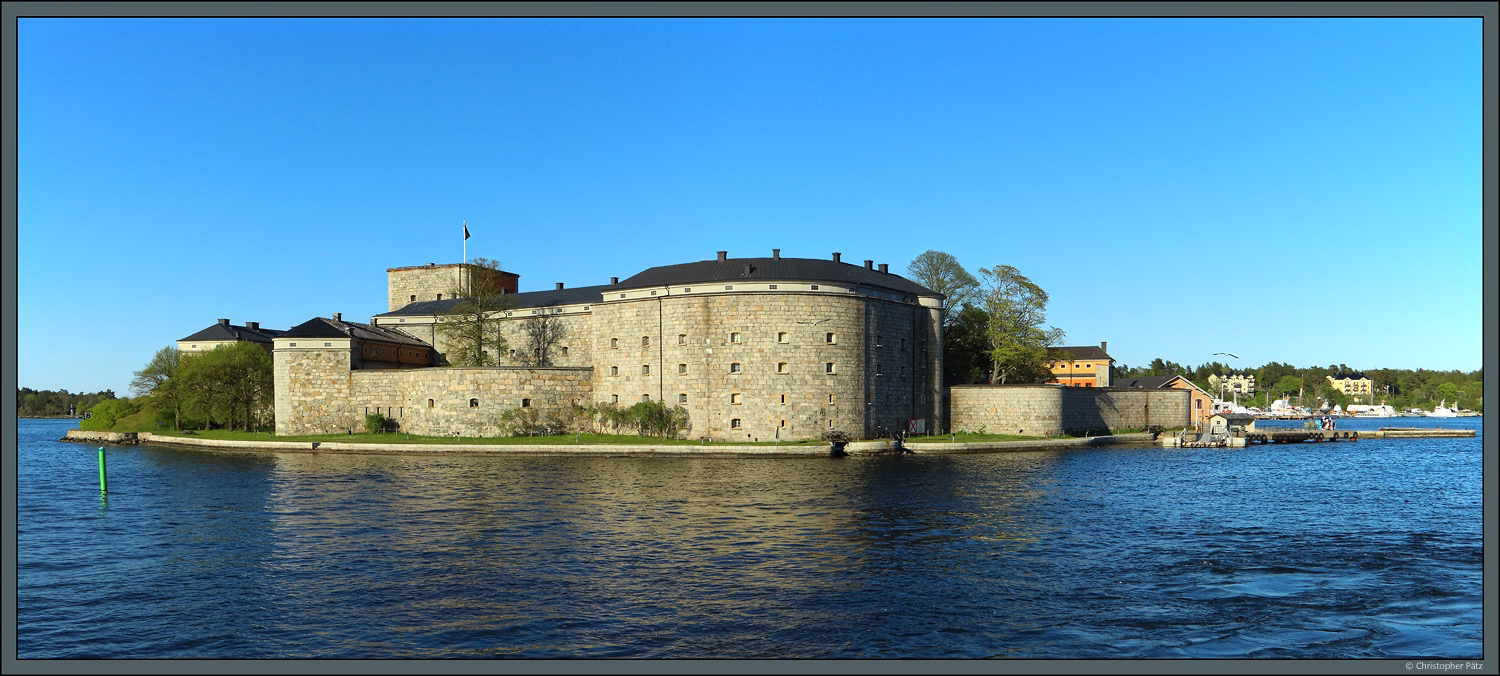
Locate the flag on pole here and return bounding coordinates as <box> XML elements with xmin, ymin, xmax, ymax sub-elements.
<box><xmin>463</xmin><ymin>220</ymin><xmax>470</xmax><ymax>240</ymax></box>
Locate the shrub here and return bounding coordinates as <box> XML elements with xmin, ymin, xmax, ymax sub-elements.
<box><xmin>80</xmin><ymin>398</ymin><xmax>143</xmax><ymax>430</ymax></box>
<box><xmin>364</xmin><ymin>413</ymin><xmax>387</xmax><ymax>434</ymax></box>
<box><xmin>820</xmin><ymin>429</ymin><xmax>851</xmax><ymax>443</ymax></box>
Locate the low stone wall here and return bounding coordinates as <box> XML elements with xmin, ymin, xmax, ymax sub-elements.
<box><xmin>949</xmin><ymin>385</ymin><xmax>1190</xmax><ymax>436</ymax></box>
<box><xmin>62</xmin><ymin>430</ymin><xmax>139</xmax><ymax>444</ymax></box>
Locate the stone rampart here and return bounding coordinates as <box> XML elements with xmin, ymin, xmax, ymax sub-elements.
<box><xmin>949</xmin><ymin>385</ymin><xmax>1190</xmax><ymax>436</ymax></box>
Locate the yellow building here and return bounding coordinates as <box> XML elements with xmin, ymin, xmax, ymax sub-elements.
<box><xmin>1326</xmin><ymin>373</ymin><xmax>1373</xmax><ymax>401</ymax></box>
<box><xmin>1207</xmin><ymin>373</ymin><xmax>1257</xmax><ymax>398</ymax></box>
<box><xmin>1044</xmin><ymin>342</ymin><xmax>1113</xmax><ymax>387</ymax></box>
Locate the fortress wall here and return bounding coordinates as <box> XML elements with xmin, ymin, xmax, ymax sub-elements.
<box><xmin>950</xmin><ymin>386</ymin><xmax>1190</xmax><ymax>437</ymax></box>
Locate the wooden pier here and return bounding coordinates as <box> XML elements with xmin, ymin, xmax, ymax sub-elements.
<box><xmin>1244</xmin><ymin>429</ymin><xmax>1360</xmax><ymax>444</ymax></box>
<box><xmin>1161</xmin><ymin>426</ymin><xmax>1473</xmax><ymax>448</ymax></box>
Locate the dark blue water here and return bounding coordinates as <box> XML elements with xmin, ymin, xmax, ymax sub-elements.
<box><xmin>16</xmin><ymin>416</ymin><xmax>1484</xmax><ymax>658</ymax></box>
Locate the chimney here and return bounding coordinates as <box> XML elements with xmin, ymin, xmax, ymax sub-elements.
<box><xmin>864</xmin><ymin>260</ymin><xmax>874</xmax><ymax>269</ymax></box>
<box><xmin>743</xmin><ymin>264</ymin><xmax>753</xmax><ymax>276</ymax></box>
<box><xmin>717</xmin><ymin>250</ymin><xmax>728</xmax><ymax>262</ymax></box>
<box><xmin>217</xmin><ymin>318</ymin><xmax>230</xmax><ymax>327</ymax></box>
<box><xmin>772</xmin><ymin>248</ymin><xmax>780</xmax><ymax>259</ymax></box>
<box><xmin>426</xmin><ymin>262</ymin><xmax>434</xmax><ymax>266</ymax></box>
<box><xmin>556</xmin><ymin>282</ymin><xmax>564</xmax><ymax>291</ymax></box>
<box><xmin>611</xmin><ymin>276</ymin><xmax>619</xmax><ymax>285</ymax></box>
<box><xmin>832</xmin><ymin>252</ymin><xmax>841</xmax><ymax>263</ymax></box>
<box><xmin>878</xmin><ymin>263</ymin><xmax>888</xmax><ymax>273</ymax></box>
<box><xmin>1100</xmin><ymin>341</ymin><xmax>1107</xmax><ymax>352</ymax></box>
<box><xmin>245</xmin><ymin>321</ymin><xmax>259</xmax><ymax>331</ymax></box>
<box><xmin>332</xmin><ymin>312</ymin><xmax>341</xmax><ymax>322</ymax></box>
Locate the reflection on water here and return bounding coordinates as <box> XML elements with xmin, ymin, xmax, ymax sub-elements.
<box><xmin>16</xmin><ymin>416</ymin><xmax>1484</xmax><ymax>658</ymax></box>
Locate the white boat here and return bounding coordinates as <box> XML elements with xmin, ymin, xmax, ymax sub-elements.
<box><xmin>1429</xmin><ymin>400</ymin><xmax>1458</xmax><ymax>418</ymax></box>
<box><xmin>1347</xmin><ymin>404</ymin><xmax>1397</xmax><ymax>418</ymax></box>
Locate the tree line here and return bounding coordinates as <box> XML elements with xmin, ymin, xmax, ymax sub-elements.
<box><xmin>80</xmin><ymin>341</ymin><xmax>276</xmax><ymax>432</ymax></box>
<box><xmin>1114</xmin><ymin>358</ymin><xmax>1483</xmax><ymax>412</ymax></box>
<box><xmin>16</xmin><ymin>388</ymin><xmax>118</xmax><ymax>417</ymax></box>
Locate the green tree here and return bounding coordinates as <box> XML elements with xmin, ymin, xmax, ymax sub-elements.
<box><xmin>625</xmin><ymin>400</ymin><xmax>692</xmax><ymax>438</ymax></box>
<box><xmin>435</xmin><ymin>258</ymin><xmax>515</xmax><ymax>366</ymax></box>
<box><xmin>1273</xmin><ymin>375</ymin><xmax>1302</xmax><ymax>399</ymax></box>
<box><xmin>942</xmin><ymin>304</ymin><xmax>991</xmax><ymax>385</ymax></box>
<box><xmin>130</xmin><ymin>346</ymin><xmax>181</xmax><ymax>396</ymax></box>
<box><xmin>976</xmin><ymin>264</ymin><xmax>1065</xmax><ymax>384</ymax></box>
<box><xmin>906</xmin><ymin>250</ymin><xmax>980</xmax><ymax>317</ymax></box>
<box><xmin>174</xmin><ymin>342</ymin><xmax>273</xmax><ymax>431</ymax></box>
<box><xmin>80</xmin><ymin>398</ymin><xmax>142</xmax><ymax>430</ymax></box>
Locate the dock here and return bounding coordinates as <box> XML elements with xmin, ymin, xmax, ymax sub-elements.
<box><xmin>1162</xmin><ymin>426</ymin><xmax>1473</xmax><ymax>448</ymax></box>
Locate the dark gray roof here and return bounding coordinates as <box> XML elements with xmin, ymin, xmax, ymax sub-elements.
<box><xmin>375</xmin><ymin>284</ymin><xmax>613</xmax><ymax>317</ymax></box>
<box><xmin>180</xmin><ymin>322</ymin><xmax>285</xmax><ymax>343</ymax></box>
<box><xmin>1114</xmin><ymin>376</ymin><xmax>1175</xmax><ymax>389</ymax></box>
<box><xmin>282</xmin><ymin>317</ymin><xmax>430</xmax><ymax>346</ymax></box>
<box><xmin>1047</xmin><ymin>345</ymin><xmax>1113</xmax><ymax>361</ymax></box>
<box><xmin>616</xmin><ymin>256</ymin><xmax>940</xmax><ymax>297</ymax></box>
<box><xmin>1330</xmin><ymin>373</ymin><xmax>1366</xmax><ymax>380</ymax></box>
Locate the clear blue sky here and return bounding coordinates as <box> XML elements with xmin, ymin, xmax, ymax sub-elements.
<box><xmin>17</xmin><ymin>17</ymin><xmax>1483</xmax><ymax>395</ymax></box>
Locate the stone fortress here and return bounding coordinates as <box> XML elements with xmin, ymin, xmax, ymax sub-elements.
<box><xmin>273</xmin><ymin>250</ymin><xmax>947</xmax><ymax>441</ymax></box>
<box><xmin>265</xmin><ymin>249</ymin><xmax>1190</xmax><ymax>441</ymax></box>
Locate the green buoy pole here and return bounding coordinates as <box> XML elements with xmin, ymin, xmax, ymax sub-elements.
<box><xmin>97</xmin><ymin>447</ymin><xmax>107</xmax><ymax>493</ymax></box>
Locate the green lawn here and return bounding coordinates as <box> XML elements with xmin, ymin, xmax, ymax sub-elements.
<box><xmin>903</xmin><ymin>432</ymin><xmax>1042</xmax><ymax>443</ymax></box>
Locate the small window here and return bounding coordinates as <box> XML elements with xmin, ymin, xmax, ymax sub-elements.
<box><xmin>724</xmin><ymin>285</ymin><xmax>733</xmax><ymax>291</ymax></box>
<box><xmin>611</xmin><ymin>338</ymin><xmax>619</xmax><ymax>348</ymax></box>
<box><xmin>729</xmin><ymin>332</ymin><xmax>741</xmax><ymax>343</ymax></box>
<box><xmin>683</xmin><ymin>287</ymin><xmax>691</xmax><ymax>293</ymax></box>
<box><xmin>810</xmin><ymin>285</ymin><xmax>819</xmax><ymax>291</ymax></box>
<box><xmin>828</xmin><ymin>393</ymin><xmax>834</xmax><ymax>404</ymax></box>
<box><xmin>324</xmin><ymin>342</ymin><xmax>332</xmax><ymax>347</ymax></box>
<box><xmin>428</xmin><ymin>399</ymin><xmax>434</xmax><ymax>408</ymax></box>
<box><xmin>768</xmin><ymin>284</ymin><xmax>777</xmax><ymax>290</ymax></box>
<box><xmin>610</xmin><ymin>366</ymin><xmax>619</xmax><ymax>376</ymax></box>
<box><xmin>825</xmin><ymin>332</ymin><xmax>835</xmax><ymax>344</ymax></box>
<box><xmin>678</xmin><ymin>334</ymin><xmax>687</xmax><ymax>345</ymax></box>
<box><xmin>730</xmin><ymin>393</ymin><xmax>741</xmax><ymax>404</ymax></box>
<box><xmin>437</xmin><ymin>294</ymin><xmax>443</xmax><ymax>300</ymax></box>
<box><xmin>611</xmin><ymin>394</ymin><xmax>619</xmax><ymax>404</ymax></box>
<box><xmin>288</xmin><ymin>343</ymin><xmax>295</xmax><ymax>347</ymax></box>
<box><xmin>619</xmin><ymin>293</ymin><xmax>625</xmax><ymax>298</ymax></box>
<box><xmin>642</xmin><ymin>365</ymin><xmax>650</xmax><ymax>375</ymax></box>
<box><xmin>777</xmin><ymin>362</ymin><xmax>788</xmax><ymax>373</ymax></box>
<box><xmin>729</xmin><ymin>363</ymin><xmax>742</xmax><ymax>373</ymax></box>
<box><xmin>678</xmin><ymin>393</ymin><xmax>687</xmax><ymax>404</ymax></box>
<box><xmin>779</xmin><ymin>394</ymin><xmax>786</xmax><ymax>404</ymax></box>
<box><xmin>777</xmin><ymin>332</ymin><xmax>788</xmax><ymax>343</ymax></box>
<box><xmin>779</xmin><ymin>419</ymin><xmax>787</xmax><ymax>428</ymax></box>
<box><xmin>469</xmin><ymin>399</ymin><xmax>479</xmax><ymax>408</ymax></box>
<box><xmin>825</xmin><ymin>362</ymin><xmax>836</xmax><ymax>374</ymax></box>
<box><xmin>731</xmin><ymin>418</ymin><xmax>742</xmax><ymax>429</ymax></box>
<box><xmin>827</xmin><ymin>419</ymin><xmax>834</xmax><ymax>428</ymax></box>
<box><xmin>510</xmin><ymin>349</ymin><xmax>517</xmax><ymax>358</ymax></box>
<box><xmin>642</xmin><ymin>336</ymin><xmax>650</xmax><ymax>346</ymax></box>
<box><xmin>875</xmin><ymin>335</ymin><xmax>882</xmax><ymax>347</ymax></box>
<box><xmin>678</xmin><ymin>363</ymin><xmax>688</xmax><ymax>374</ymax></box>
<box><xmin>561</xmin><ymin>346</ymin><xmax>569</xmax><ymax>356</ymax></box>
<box><xmin>191</xmin><ymin>345</ymin><xmax>198</xmax><ymax>349</ymax></box>
<box><xmin>642</xmin><ymin>394</ymin><xmax>650</xmax><ymax>402</ymax></box>
<box><xmin>650</xmin><ymin>290</ymin><xmax>657</xmax><ymax>295</ymax></box>
<box><xmin>901</xmin><ymin>338</ymin><xmax>907</xmax><ymax>350</ymax></box>
<box><xmin>409</xmin><ymin>295</ymin><xmax>416</xmax><ymax>302</ymax></box>
<box><xmin>522</xmin><ymin>398</ymin><xmax>532</xmax><ymax>408</ymax></box>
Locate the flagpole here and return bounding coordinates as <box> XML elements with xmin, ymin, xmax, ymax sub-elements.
<box><xmin>462</xmin><ymin>218</ymin><xmax>467</xmax><ymax>266</ymax></box>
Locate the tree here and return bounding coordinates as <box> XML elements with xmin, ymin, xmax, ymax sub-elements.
<box><xmin>174</xmin><ymin>342</ymin><xmax>273</xmax><ymax>431</ymax></box>
<box><xmin>976</xmin><ymin>264</ymin><xmax>1065</xmax><ymax>384</ymax></box>
<box><xmin>1273</xmin><ymin>375</ymin><xmax>1302</xmax><ymax>398</ymax></box>
<box><xmin>906</xmin><ymin>250</ymin><xmax>980</xmax><ymax>316</ymax></box>
<box><xmin>942</xmin><ymin>304</ymin><xmax>991</xmax><ymax>385</ymax></box>
<box><xmin>131</xmin><ymin>346</ymin><xmax>181</xmax><ymax>396</ymax></box>
<box><xmin>435</xmin><ymin>258</ymin><xmax>515</xmax><ymax>366</ymax></box>
<box><xmin>519</xmin><ymin>310</ymin><xmax>569</xmax><ymax>367</ymax></box>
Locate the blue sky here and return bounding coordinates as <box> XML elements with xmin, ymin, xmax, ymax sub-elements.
<box><xmin>16</xmin><ymin>17</ymin><xmax>1483</xmax><ymax>395</ymax></box>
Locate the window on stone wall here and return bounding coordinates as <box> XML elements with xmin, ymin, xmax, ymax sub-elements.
<box><xmin>724</xmin><ymin>285</ymin><xmax>733</xmax><ymax>291</ymax></box>
<box><xmin>825</xmin><ymin>332</ymin><xmax>835</xmax><ymax>344</ymax></box>
<box><xmin>642</xmin><ymin>394</ymin><xmax>650</xmax><ymax>402</ymax></box>
<box><xmin>610</xmin><ymin>366</ymin><xmax>618</xmax><ymax>376</ymax></box>
<box><xmin>777</xmin><ymin>332</ymin><xmax>788</xmax><ymax>343</ymax></box>
<box><xmin>827</xmin><ymin>419</ymin><xmax>834</xmax><ymax>428</ymax></box>
<box><xmin>522</xmin><ymin>398</ymin><xmax>531</xmax><ymax>408</ymax></box>
<box><xmin>642</xmin><ymin>336</ymin><xmax>650</xmax><ymax>346</ymax></box>
<box><xmin>410</xmin><ymin>295</ymin><xmax>416</xmax><ymax>302</ymax></box>
<box><xmin>768</xmin><ymin>284</ymin><xmax>777</xmax><ymax>290</ymax></box>
<box><xmin>611</xmin><ymin>394</ymin><xmax>619</xmax><ymax>404</ymax></box>
<box><xmin>810</xmin><ymin>285</ymin><xmax>819</xmax><ymax>290</ymax></box>
<box><xmin>611</xmin><ymin>338</ymin><xmax>618</xmax><ymax>348</ymax></box>
<box><xmin>678</xmin><ymin>393</ymin><xmax>687</xmax><ymax>404</ymax></box>
<box><xmin>779</xmin><ymin>419</ymin><xmax>787</xmax><ymax>428</ymax></box>
<box><xmin>730</xmin><ymin>393</ymin><xmax>741</xmax><ymax>404</ymax></box>
<box><xmin>428</xmin><ymin>399</ymin><xmax>434</xmax><ymax>408</ymax></box>
<box><xmin>469</xmin><ymin>399</ymin><xmax>479</xmax><ymax>408</ymax></box>
<box><xmin>875</xmin><ymin>335</ymin><xmax>882</xmax><ymax>347</ymax></box>
<box><xmin>825</xmin><ymin>362</ymin><xmax>836</xmax><ymax>374</ymax></box>
<box><xmin>828</xmin><ymin>393</ymin><xmax>834</xmax><ymax>403</ymax></box>
<box><xmin>729</xmin><ymin>363</ymin><xmax>741</xmax><ymax>373</ymax></box>
<box><xmin>730</xmin><ymin>332</ymin><xmax>741</xmax><ymax>343</ymax></box>
<box><xmin>437</xmin><ymin>294</ymin><xmax>443</xmax><ymax>300</ymax></box>
<box><xmin>561</xmin><ymin>346</ymin><xmax>569</xmax><ymax>356</ymax></box>
<box><xmin>901</xmin><ymin>338</ymin><xmax>907</xmax><ymax>350</ymax></box>
<box><xmin>779</xmin><ymin>394</ymin><xmax>786</xmax><ymax>404</ymax></box>
<box><xmin>731</xmin><ymin>418</ymin><xmax>742</xmax><ymax>429</ymax></box>
<box><xmin>678</xmin><ymin>334</ymin><xmax>687</xmax><ymax>345</ymax></box>
<box><xmin>777</xmin><ymin>362</ymin><xmax>788</xmax><ymax>374</ymax></box>
<box><xmin>642</xmin><ymin>365</ymin><xmax>650</xmax><ymax>375</ymax></box>
<box><xmin>678</xmin><ymin>363</ymin><xmax>687</xmax><ymax>374</ymax></box>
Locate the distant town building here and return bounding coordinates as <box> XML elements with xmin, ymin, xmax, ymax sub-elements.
<box><xmin>177</xmin><ymin>319</ymin><xmax>284</xmax><ymax>354</ymax></box>
<box><xmin>1044</xmin><ymin>343</ymin><xmax>1113</xmax><ymax>387</ymax></box>
<box><xmin>1326</xmin><ymin>373</ymin><xmax>1373</xmax><ymax>400</ymax></box>
<box><xmin>1114</xmin><ymin>374</ymin><xmax>1214</xmax><ymax>427</ymax></box>
<box><xmin>1207</xmin><ymin>372</ymin><xmax>1256</xmax><ymax>398</ymax></box>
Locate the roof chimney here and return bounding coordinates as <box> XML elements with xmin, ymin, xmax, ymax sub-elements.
<box><xmin>743</xmin><ymin>264</ymin><xmax>753</xmax><ymax>276</ymax></box>
<box><xmin>245</xmin><ymin>321</ymin><xmax>259</xmax><ymax>331</ymax></box>
<box><xmin>217</xmin><ymin>318</ymin><xmax>230</xmax><ymax>327</ymax></box>
<box><xmin>426</xmin><ymin>262</ymin><xmax>434</xmax><ymax>266</ymax></box>
<box><xmin>832</xmin><ymin>252</ymin><xmax>841</xmax><ymax>263</ymax></box>
<box><xmin>1100</xmin><ymin>341</ymin><xmax>1107</xmax><ymax>352</ymax></box>
<box><xmin>332</xmin><ymin>312</ymin><xmax>341</xmax><ymax>322</ymax></box>
<box><xmin>556</xmin><ymin>282</ymin><xmax>564</xmax><ymax>291</ymax></box>
<box><xmin>772</xmin><ymin>248</ymin><xmax>780</xmax><ymax>259</ymax></box>
<box><xmin>611</xmin><ymin>276</ymin><xmax>619</xmax><ymax>285</ymax></box>
<box><xmin>864</xmin><ymin>260</ymin><xmax>874</xmax><ymax>269</ymax></box>
<box><xmin>717</xmin><ymin>250</ymin><xmax>728</xmax><ymax>262</ymax></box>
<box><xmin>878</xmin><ymin>263</ymin><xmax>888</xmax><ymax>273</ymax></box>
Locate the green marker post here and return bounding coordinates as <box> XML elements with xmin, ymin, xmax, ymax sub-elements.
<box><xmin>97</xmin><ymin>447</ymin><xmax>107</xmax><ymax>494</ymax></box>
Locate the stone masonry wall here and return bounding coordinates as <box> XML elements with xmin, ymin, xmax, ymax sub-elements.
<box><xmin>950</xmin><ymin>385</ymin><xmax>1190</xmax><ymax>436</ymax></box>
